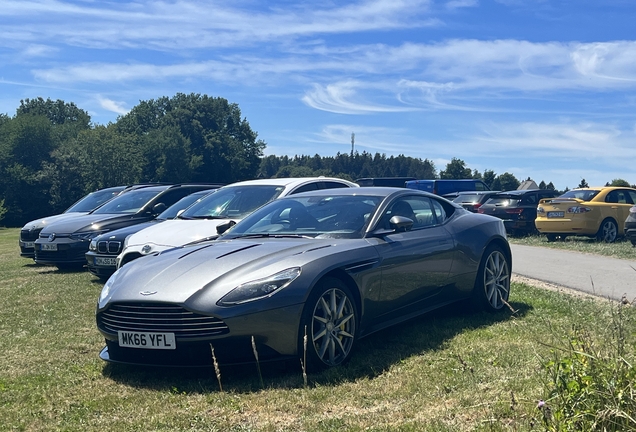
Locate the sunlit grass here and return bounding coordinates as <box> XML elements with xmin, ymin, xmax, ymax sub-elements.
<box><xmin>1</xmin><ymin>227</ymin><xmax>634</xmax><ymax>431</ymax></box>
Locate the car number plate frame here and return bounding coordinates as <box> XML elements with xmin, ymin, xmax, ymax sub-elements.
<box><xmin>118</xmin><ymin>331</ymin><xmax>176</xmax><ymax>350</ymax></box>
<box><xmin>21</xmin><ymin>241</ymin><xmax>34</xmax><ymax>248</ymax></box>
<box><xmin>95</xmin><ymin>257</ymin><xmax>117</xmax><ymax>267</ymax></box>
<box><xmin>547</xmin><ymin>211</ymin><xmax>564</xmax><ymax>218</ymax></box>
<box><xmin>40</xmin><ymin>243</ymin><xmax>58</xmax><ymax>251</ymax></box>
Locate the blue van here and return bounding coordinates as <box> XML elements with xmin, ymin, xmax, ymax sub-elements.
<box><xmin>405</xmin><ymin>179</ymin><xmax>490</xmax><ymax>196</ymax></box>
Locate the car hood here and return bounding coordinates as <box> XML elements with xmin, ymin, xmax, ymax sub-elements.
<box><xmin>124</xmin><ymin>219</ymin><xmax>239</xmax><ymax>248</ymax></box>
<box><xmin>94</xmin><ymin>220</ymin><xmax>160</xmax><ymax>242</ymax></box>
<box><xmin>21</xmin><ymin>212</ymin><xmax>88</xmax><ymax>231</ymax></box>
<box><xmin>40</xmin><ymin>213</ymin><xmax>139</xmax><ymax>235</ymax></box>
<box><xmin>101</xmin><ymin>237</ymin><xmax>375</xmax><ymax>308</ymax></box>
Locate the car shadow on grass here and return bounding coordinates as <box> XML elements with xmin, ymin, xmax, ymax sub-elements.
<box><xmin>101</xmin><ymin>300</ymin><xmax>532</xmax><ymax>393</ymax></box>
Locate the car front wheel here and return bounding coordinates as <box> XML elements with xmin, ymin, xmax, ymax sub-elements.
<box><xmin>300</xmin><ymin>277</ymin><xmax>357</xmax><ymax>371</ymax></box>
<box><xmin>596</xmin><ymin>218</ymin><xmax>618</xmax><ymax>243</ymax></box>
<box><xmin>474</xmin><ymin>245</ymin><xmax>511</xmax><ymax>311</ymax></box>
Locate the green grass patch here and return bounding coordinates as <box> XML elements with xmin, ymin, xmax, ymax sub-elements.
<box><xmin>1</xmin><ymin>227</ymin><xmax>635</xmax><ymax>431</ymax></box>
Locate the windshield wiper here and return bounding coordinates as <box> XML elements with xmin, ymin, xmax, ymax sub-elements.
<box><xmin>229</xmin><ymin>233</ymin><xmax>314</xmax><ymax>239</ymax></box>
<box><xmin>187</xmin><ymin>215</ymin><xmax>229</xmax><ymax>220</ymax></box>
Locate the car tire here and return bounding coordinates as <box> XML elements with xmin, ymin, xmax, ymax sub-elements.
<box><xmin>299</xmin><ymin>277</ymin><xmax>358</xmax><ymax>372</ymax></box>
<box><xmin>473</xmin><ymin>245</ymin><xmax>511</xmax><ymax>312</ymax></box>
<box><xmin>596</xmin><ymin>218</ymin><xmax>618</xmax><ymax>243</ymax></box>
<box><xmin>546</xmin><ymin>234</ymin><xmax>558</xmax><ymax>242</ymax></box>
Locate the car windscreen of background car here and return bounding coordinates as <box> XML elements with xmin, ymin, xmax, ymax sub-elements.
<box><xmin>559</xmin><ymin>190</ymin><xmax>600</xmax><ymax>201</ymax></box>
<box><xmin>453</xmin><ymin>193</ymin><xmax>482</xmax><ymax>203</ymax></box>
<box><xmin>485</xmin><ymin>196</ymin><xmax>520</xmax><ymax>206</ymax></box>
<box><xmin>157</xmin><ymin>191</ymin><xmax>211</xmax><ymax>220</ymax></box>
<box><xmin>181</xmin><ymin>186</ymin><xmax>285</xmax><ymax>219</ymax></box>
<box><xmin>64</xmin><ymin>189</ymin><xmax>122</xmax><ymax>213</ymax></box>
<box><xmin>91</xmin><ymin>190</ymin><xmax>161</xmax><ymax>214</ymax></box>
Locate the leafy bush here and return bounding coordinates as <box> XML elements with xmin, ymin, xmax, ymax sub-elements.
<box><xmin>0</xmin><ymin>199</ymin><xmax>6</xmax><ymax>225</ymax></box>
<box><xmin>539</xmin><ymin>302</ymin><xmax>636</xmax><ymax>431</ymax></box>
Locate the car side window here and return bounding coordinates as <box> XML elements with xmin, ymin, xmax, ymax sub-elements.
<box><xmin>321</xmin><ymin>181</ymin><xmax>350</xmax><ymax>190</ymax></box>
<box><xmin>606</xmin><ymin>191</ymin><xmax>620</xmax><ymax>204</ymax></box>
<box><xmin>290</xmin><ymin>183</ymin><xmax>319</xmax><ymax>194</ymax></box>
<box><xmin>616</xmin><ymin>190</ymin><xmax>634</xmax><ymax>204</ymax></box>
<box><xmin>627</xmin><ymin>191</ymin><xmax>636</xmax><ymax>204</ymax></box>
<box><xmin>430</xmin><ymin>199</ymin><xmax>447</xmax><ymax>223</ymax></box>
<box><xmin>381</xmin><ymin>196</ymin><xmax>438</xmax><ymax>230</ymax></box>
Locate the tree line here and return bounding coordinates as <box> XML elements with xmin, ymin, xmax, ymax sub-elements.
<box><xmin>0</xmin><ymin>94</ymin><xmax>630</xmax><ymax>227</ymax></box>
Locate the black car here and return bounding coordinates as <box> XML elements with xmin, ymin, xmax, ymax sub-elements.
<box><xmin>452</xmin><ymin>191</ymin><xmax>501</xmax><ymax>213</ymax></box>
<box><xmin>34</xmin><ymin>184</ymin><xmax>222</xmax><ymax>269</ymax></box>
<box><xmin>478</xmin><ymin>189</ymin><xmax>560</xmax><ymax>236</ymax></box>
<box><xmin>19</xmin><ymin>185</ymin><xmax>128</xmax><ymax>258</ymax></box>
<box><xmin>85</xmin><ymin>188</ymin><xmax>219</xmax><ymax>279</ymax></box>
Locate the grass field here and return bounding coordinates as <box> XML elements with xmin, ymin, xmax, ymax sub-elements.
<box><xmin>510</xmin><ymin>233</ymin><xmax>636</xmax><ymax>260</ymax></box>
<box><xmin>1</xmin><ymin>227</ymin><xmax>634</xmax><ymax>431</ymax></box>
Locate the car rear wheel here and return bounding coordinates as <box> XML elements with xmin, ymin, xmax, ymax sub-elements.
<box><xmin>473</xmin><ymin>245</ymin><xmax>511</xmax><ymax>312</ymax></box>
<box><xmin>596</xmin><ymin>218</ymin><xmax>618</xmax><ymax>243</ymax></box>
<box><xmin>300</xmin><ymin>277</ymin><xmax>357</xmax><ymax>371</ymax></box>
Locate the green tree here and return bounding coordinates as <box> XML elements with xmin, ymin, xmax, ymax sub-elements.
<box><xmin>439</xmin><ymin>158</ymin><xmax>472</xmax><ymax>179</ymax></box>
<box><xmin>117</xmin><ymin>93</ymin><xmax>265</xmax><ymax>183</ymax></box>
<box><xmin>578</xmin><ymin>178</ymin><xmax>589</xmax><ymax>188</ymax></box>
<box><xmin>609</xmin><ymin>178</ymin><xmax>630</xmax><ymax>187</ymax></box>
<box><xmin>492</xmin><ymin>172</ymin><xmax>520</xmax><ymax>191</ymax></box>
<box><xmin>483</xmin><ymin>169</ymin><xmax>496</xmax><ymax>189</ymax></box>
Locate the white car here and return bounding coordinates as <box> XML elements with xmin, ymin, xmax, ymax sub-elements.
<box><xmin>116</xmin><ymin>177</ymin><xmax>358</xmax><ymax>268</ymax></box>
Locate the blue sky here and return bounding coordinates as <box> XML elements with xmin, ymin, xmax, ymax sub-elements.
<box><xmin>1</xmin><ymin>0</ymin><xmax>635</xmax><ymax>190</ymax></box>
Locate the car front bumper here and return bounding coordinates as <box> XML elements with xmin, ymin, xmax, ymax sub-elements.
<box><xmin>97</xmin><ymin>302</ymin><xmax>305</xmax><ymax>367</ymax></box>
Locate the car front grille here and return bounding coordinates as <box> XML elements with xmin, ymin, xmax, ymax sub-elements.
<box><xmin>97</xmin><ymin>240</ymin><xmax>122</xmax><ymax>254</ymax></box>
<box><xmin>97</xmin><ymin>303</ymin><xmax>229</xmax><ymax>339</ymax></box>
<box><xmin>21</xmin><ymin>229</ymin><xmax>41</xmax><ymax>242</ymax></box>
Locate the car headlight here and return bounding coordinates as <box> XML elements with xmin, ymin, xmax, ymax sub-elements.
<box><xmin>98</xmin><ymin>268</ymin><xmax>121</xmax><ymax>307</ymax></box>
<box><xmin>89</xmin><ymin>239</ymin><xmax>98</xmax><ymax>251</ymax></box>
<box><xmin>217</xmin><ymin>267</ymin><xmax>301</xmax><ymax>306</ymax></box>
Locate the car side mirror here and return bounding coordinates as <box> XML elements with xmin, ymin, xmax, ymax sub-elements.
<box><xmin>216</xmin><ymin>220</ymin><xmax>236</xmax><ymax>235</ymax></box>
<box><xmin>389</xmin><ymin>215</ymin><xmax>414</xmax><ymax>232</ymax></box>
<box><xmin>152</xmin><ymin>203</ymin><xmax>167</xmax><ymax>215</ymax></box>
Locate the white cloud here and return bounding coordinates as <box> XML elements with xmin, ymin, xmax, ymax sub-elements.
<box><xmin>445</xmin><ymin>0</ymin><xmax>478</xmax><ymax>10</ymax></box>
<box><xmin>98</xmin><ymin>97</ymin><xmax>128</xmax><ymax>115</ymax></box>
<box><xmin>302</xmin><ymin>82</ymin><xmax>417</xmax><ymax>114</ymax></box>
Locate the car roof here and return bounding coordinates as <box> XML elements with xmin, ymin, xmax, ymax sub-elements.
<box><xmin>281</xmin><ymin>186</ymin><xmax>438</xmax><ymax>198</ymax></box>
<box><xmin>221</xmin><ymin>177</ymin><xmax>357</xmax><ymax>188</ymax></box>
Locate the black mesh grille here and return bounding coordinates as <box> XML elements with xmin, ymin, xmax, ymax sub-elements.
<box><xmin>97</xmin><ymin>303</ymin><xmax>229</xmax><ymax>339</ymax></box>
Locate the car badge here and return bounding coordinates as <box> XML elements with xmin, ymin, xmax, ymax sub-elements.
<box><xmin>48</xmin><ymin>234</ymin><xmax>56</xmax><ymax>242</ymax></box>
<box><xmin>140</xmin><ymin>291</ymin><xmax>157</xmax><ymax>296</ymax></box>
<box><xmin>141</xmin><ymin>245</ymin><xmax>152</xmax><ymax>254</ymax></box>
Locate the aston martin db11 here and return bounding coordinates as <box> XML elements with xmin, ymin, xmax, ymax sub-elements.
<box><xmin>96</xmin><ymin>187</ymin><xmax>511</xmax><ymax>370</ymax></box>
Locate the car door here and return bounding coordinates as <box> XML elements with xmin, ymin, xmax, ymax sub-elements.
<box><xmin>371</xmin><ymin>195</ymin><xmax>455</xmax><ymax>321</ymax></box>
<box><xmin>606</xmin><ymin>189</ymin><xmax>635</xmax><ymax>231</ymax></box>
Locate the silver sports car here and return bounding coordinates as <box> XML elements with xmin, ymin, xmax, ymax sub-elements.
<box><xmin>96</xmin><ymin>187</ymin><xmax>511</xmax><ymax>370</ymax></box>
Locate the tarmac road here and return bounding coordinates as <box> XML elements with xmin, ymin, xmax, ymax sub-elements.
<box><xmin>510</xmin><ymin>243</ymin><xmax>636</xmax><ymax>302</ymax></box>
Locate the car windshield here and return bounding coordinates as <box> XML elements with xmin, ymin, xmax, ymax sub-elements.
<box><xmin>484</xmin><ymin>196</ymin><xmax>520</xmax><ymax>206</ymax></box>
<box><xmin>223</xmin><ymin>195</ymin><xmax>383</xmax><ymax>239</ymax></box>
<box><xmin>559</xmin><ymin>189</ymin><xmax>600</xmax><ymax>202</ymax></box>
<box><xmin>92</xmin><ymin>190</ymin><xmax>162</xmax><ymax>214</ymax></box>
<box><xmin>453</xmin><ymin>193</ymin><xmax>482</xmax><ymax>203</ymax></box>
<box><xmin>157</xmin><ymin>191</ymin><xmax>213</xmax><ymax>220</ymax></box>
<box><xmin>180</xmin><ymin>185</ymin><xmax>285</xmax><ymax>220</ymax></box>
<box><xmin>64</xmin><ymin>188</ymin><xmax>124</xmax><ymax>213</ymax></box>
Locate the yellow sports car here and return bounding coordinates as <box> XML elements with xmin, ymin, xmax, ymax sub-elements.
<box><xmin>535</xmin><ymin>186</ymin><xmax>636</xmax><ymax>242</ymax></box>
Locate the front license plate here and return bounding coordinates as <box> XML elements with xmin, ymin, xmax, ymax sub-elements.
<box><xmin>40</xmin><ymin>243</ymin><xmax>58</xmax><ymax>251</ymax></box>
<box><xmin>95</xmin><ymin>257</ymin><xmax>117</xmax><ymax>267</ymax></box>
<box><xmin>118</xmin><ymin>331</ymin><xmax>176</xmax><ymax>350</ymax></box>
<box><xmin>547</xmin><ymin>211</ymin><xmax>564</xmax><ymax>218</ymax></box>
<box><xmin>21</xmin><ymin>241</ymin><xmax>34</xmax><ymax>248</ymax></box>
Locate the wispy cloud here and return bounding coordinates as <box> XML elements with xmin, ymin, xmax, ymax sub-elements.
<box><xmin>98</xmin><ymin>97</ymin><xmax>128</xmax><ymax>115</ymax></box>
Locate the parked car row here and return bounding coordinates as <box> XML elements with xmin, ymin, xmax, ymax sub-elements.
<box><xmin>19</xmin><ymin>178</ymin><xmax>513</xmax><ymax>370</ymax></box>
<box><xmin>448</xmin><ymin>185</ymin><xmax>636</xmax><ymax>243</ymax></box>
